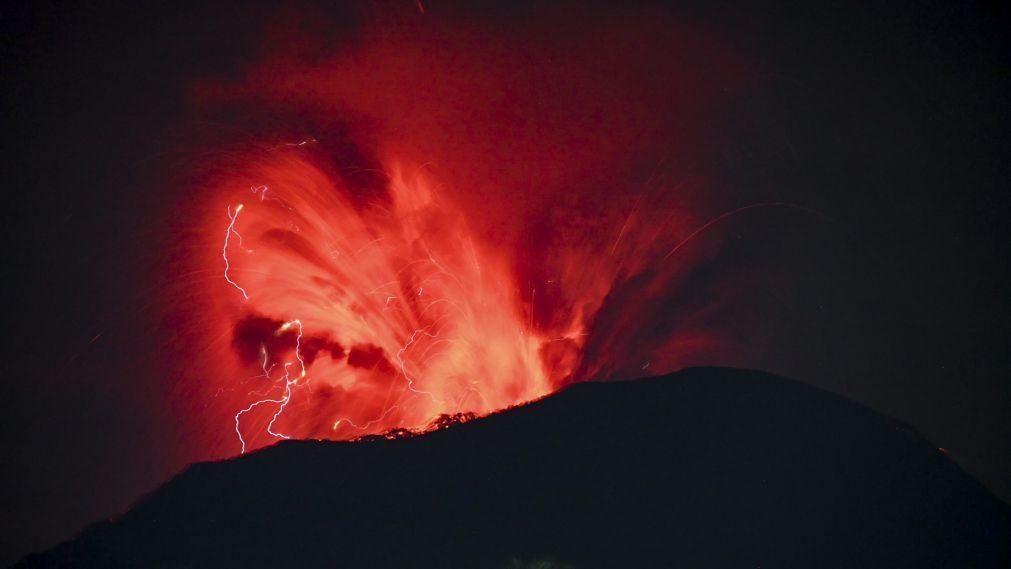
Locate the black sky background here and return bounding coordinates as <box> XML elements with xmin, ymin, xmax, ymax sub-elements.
<box><xmin>1</xmin><ymin>0</ymin><xmax>1008</xmax><ymax>565</ymax></box>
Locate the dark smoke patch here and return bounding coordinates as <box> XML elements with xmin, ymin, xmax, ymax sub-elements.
<box><xmin>346</xmin><ymin>343</ymin><xmax>393</xmax><ymax>371</ymax></box>
<box><xmin>232</xmin><ymin>315</ymin><xmax>293</xmax><ymax>364</ymax></box>
<box><xmin>231</xmin><ymin>314</ymin><xmax>345</xmax><ymax>367</ymax></box>
<box><xmin>298</xmin><ymin>335</ymin><xmax>346</xmax><ymax>366</ymax></box>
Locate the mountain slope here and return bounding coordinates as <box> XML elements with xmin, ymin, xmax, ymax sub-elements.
<box><xmin>16</xmin><ymin>368</ymin><xmax>1011</xmax><ymax>568</ymax></box>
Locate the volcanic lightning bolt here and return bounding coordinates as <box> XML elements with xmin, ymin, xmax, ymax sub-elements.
<box><xmin>232</xmin><ymin>319</ymin><xmax>304</xmax><ymax>454</ymax></box>
<box><xmin>222</xmin><ymin>204</ymin><xmax>250</xmax><ymax>300</ymax></box>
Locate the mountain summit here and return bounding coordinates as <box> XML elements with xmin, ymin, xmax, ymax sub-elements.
<box><xmin>16</xmin><ymin>368</ymin><xmax>1010</xmax><ymax>568</ymax></box>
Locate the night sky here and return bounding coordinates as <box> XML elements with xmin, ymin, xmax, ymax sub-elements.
<box><xmin>1</xmin><ymin>0</ymin><xmax>1008</xmax><ymax>565</ymax></box>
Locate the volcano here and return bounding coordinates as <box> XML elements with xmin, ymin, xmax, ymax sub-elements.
<box><xmin>15</xmin><ymin>368</ymin><xmax>1010</xmax><ymax>568</ymax></box>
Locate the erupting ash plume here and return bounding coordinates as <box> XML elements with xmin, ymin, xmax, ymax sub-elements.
<box><xmin>165</xmin><ymin>3</ymin><xmax>768</xmax><ymax>456</ymax></box>
<box><xmin>218</xmin><ymin>156</ymin><xmax>571</xmax><ymax>452</ymax></box>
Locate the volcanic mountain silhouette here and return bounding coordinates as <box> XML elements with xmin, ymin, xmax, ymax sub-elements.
<box><xmin>16</xmin><ymin>368</ymin><xmax>1010</xmax><ymax>568</ymax></box>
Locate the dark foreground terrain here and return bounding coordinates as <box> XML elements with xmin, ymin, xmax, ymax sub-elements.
<box><xmin>16</xmin><ymin>368</ymin><xmax>1011</xmax><ymax>568</ymax></box>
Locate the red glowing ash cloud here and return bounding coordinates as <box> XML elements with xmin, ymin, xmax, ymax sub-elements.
<box><xmin>218</xmin><ymin>156</ymin><xmax>568</xmax><ymax>452</ymax></box>
<box><xmin>165</xmin><ymin>3</ymin><xmax>761</xmax><ymax>456</ymax></box>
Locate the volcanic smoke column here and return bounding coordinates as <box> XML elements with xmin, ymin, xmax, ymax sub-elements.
<box><xmin>217</xmin><ymin>155</ymin><xmax>582</xmax><ymax>452</ymax></box>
